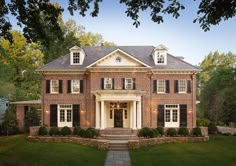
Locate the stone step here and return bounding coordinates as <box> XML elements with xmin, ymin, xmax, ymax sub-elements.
<box><xmin>100</xmin><ymin>129</ymin><xmax>134</xmax><ymax>135</ymax></box>
<box><xmin>109</xmin><ymin>143</ymin><xmax>128</xmax><ymax>151</ymax></box>
<box><xmin>99</xmin><ymin>134</ymin><xmax>137</xmax><ymax>140</ymax></box>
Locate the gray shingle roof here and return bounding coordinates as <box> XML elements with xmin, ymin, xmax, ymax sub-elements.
<box><xmin>37</xmin><ymin>46</ymin><xmax>199</xmax><ymax>71</ymax></box>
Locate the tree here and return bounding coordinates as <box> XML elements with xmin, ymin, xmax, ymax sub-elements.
<box><xmin>0</xmin><ymin>31</ymin><xmax>44</xmax><ymax>100</ymax></box>
<box><xmin>24</xmin><ymin>107</ymin><xmax>41</xmax><ymax>132</ymax></box>
<box><xmin>1</xmin><ymin>1</ymin><xmax>236</xmax><ymax>42</ymax></box>
<box><xmin>1</xmin><ymin>105</ymin><xmax>18</xmax><ymax>135</ymax></box>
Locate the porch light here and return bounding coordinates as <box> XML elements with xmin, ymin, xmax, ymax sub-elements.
<box><xmin>117</xmin><ymin>102</ymin><xmax>120</xmax><ymax>108</ymax></box>
<box><xmin>188</xmin><ymin>108</ymin><xmax>192</xmax><ymax>113</ymax></box>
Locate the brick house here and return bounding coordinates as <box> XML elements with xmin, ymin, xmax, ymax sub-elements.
<box><xmin>30</xmin><ymin>44</ymin><xmax>199</xmax><ymax>132</ymax></box>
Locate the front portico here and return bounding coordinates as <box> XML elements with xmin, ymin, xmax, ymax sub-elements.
<box><xmin>93</xmin><ymin>90</ymin><xmax>145</xmax><ymax>130</ymax></box>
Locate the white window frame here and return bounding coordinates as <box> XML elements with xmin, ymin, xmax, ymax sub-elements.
<box><xmin>50</xmin><ymin>80</ymin><xmax>59</xmax><ymax>94</ymax></box>
<box><xmin>157</xmin><ymin>52</ymin><xmax>165</xmax><ymax>64</ymax></box>
<box><xmin>178</xmin><ymin>80</ymin><xmax>187</xmax><ymax>93</ymax></box>
<box><xmin>72</xmin><ymin>52</ymin><xmax>80</xmax><ymax>64</ymax></box>
<box><xmin>157</xmin><ymin>80</ymin><xmax>165</xmax><ymax>93</ymax></box>
<box><xmin>125</xmin><ymin>78</ymin><xmax>133</xmax><ymax>90</ymax></box>
<box><xmin>104</xmin><ymin>78</ymin><xmax>113</xmax><ymax>90</ymax></box>
<box><xmin>164</xmin><ymin>104</ymin><xmax>179</xmax><ymax>127</ymax></box>
<box><xmin>71</xmin><ymin>80</ymin><xmax>80</xmax><ymax>94</ymax></box>
<box><xmin>58</xmin><ymin>104</ymin><xmax>72</xmax><ymax>127</ymax></box>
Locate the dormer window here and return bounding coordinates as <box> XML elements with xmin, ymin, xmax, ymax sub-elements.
<box><xmin>157</xmin><ymin>52</ymin><xmax>165</xmax><ymax>64</ymax></box>
<box><xmin>69</xmin><ymin>46</ymin><xmax>85</xmax><ymax>65</ymax></box>
<box><xmin>73</xmin><ymin>52</ymin><xmax>80</xmax><ymax>64</ymax></box>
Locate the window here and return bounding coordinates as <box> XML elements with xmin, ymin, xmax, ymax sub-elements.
<box><xmin>67</xmin><ymin>110</ymin><xmax>72</xmax><ymax>122</ymax></box>
<box><xmin>73</xmin><ymin>52</ymin><xmax>80</xmax><ymax>64</ymax></box>
<box><xmin>178</xmin><ymin>80</ymin><xmax>187</xmax><ymax>93</ymax></box>
<box><xmin>58</xmin><ymin>104</ymin><xmax>72</xmax><ymax>126</ymax></box>
<box><xmin>124</xmin><ymin>110</ymin><xmax>127</xmax><ymax>119</ymax></box>
<box><xmin>125</xmin><ymin>78</ymin><xmax>133</xmax><ymax>90</ymax></box>
<box><xmin>110</xmin><ymin>110</ymin><xmax>113</xmax><ymax>119</ymax></box>
<box><xmin>51</xmin><ymin>80</ymin><xmax>59</xmax><ymax>93</ymax></box>
<box><xmin>157</xmin><ymin>80</ymin><xmax>165</xmax><ymax>93</ymax></box>
<box><xmin>157</xmin><ymin>52</ymin><xmax>165</xmax><ymax>64</ymax></box>
<box><xmin>104</xmin><ymin>78</ymin><xmax>113</xmax><ymax>90</ymax></box>
<box><xmin>116</xmin><ymin>57</ymin><xmax>121</xmax><ymax>63</ymax></box>
<box><xmin>71</xmin><ymin>80</ymin><xmax>80</xmax><ymax>93</ymax></box>
<box><xmin>60</xmin><ymin>110</ymin><xmax>65</xmax><ymax>122</ymax></box>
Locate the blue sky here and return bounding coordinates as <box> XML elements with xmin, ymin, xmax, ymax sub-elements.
<box><xmin>9</xmin><ymin>0</ymin><xmax>236</xmax><ymax>65</ymax></box>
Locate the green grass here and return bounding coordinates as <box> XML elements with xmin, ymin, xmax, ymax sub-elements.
<box><xmin>130</xmin><ymin>136</ymin><xmax>236</xmax><ymax>166</ymax></box>
<box><xmin>0</xmin><ymin>135</ymin><xmax>106</xmax><ymax>166</ymax></box>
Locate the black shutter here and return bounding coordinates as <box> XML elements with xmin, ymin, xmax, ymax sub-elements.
<box><xmin>24</xmin><ymin>106</ymin><xmax>29</xmax><ymax>115</ymax></box>
<box><xmin>165</xmin><ymin>80</ymin><xmax>170</xmax><ymax>93</ymax></box>
<box><xmin>122</xmin><ymin>78</ymin><xmax>125</xmax><ymax>89</ymax></box>
<box><xmin>73</xmin><ymin>104</ymin><xmax>80</xmax><ymax>127</ymax></box>
<box><xmin>187</xmin><ymin>80</ymin><xmax>191</xmax><ymax>93</ymax></box>
<box><xmin>180</xmin><ymin>104</ymin><xmax>187</xmax><ymax>127</ymax></box>
<box><xmin>153</xmin><ymin>80</ymin><xmax>157</xmax><ymax>93</ymax></box>
<box><xmin>101</xmin><ymin>78</ymin><xmax>104</xmax><ymax>89</ymax></box>
<box><xmin>80</xmin><ymin>80</ymin><xmax>83</xmax><ymax>93</ymax></box>
<box><xmin>133</xmin><ymin>78</ymin><xmax>136</xmax><ymax>90</ymax></box>
<box><xmin>112</xmin><ymin>78</ymin><xmax>115</xmax><ymax>89</ymax></box>
<box><xmin>59</xmin><ymin>80</ymin><xmax>63</xmax><ymax>93</ymax></box>
<box><xmin>50</xmin><ymin>104</ymin><xmax>57</xmax><ymax>127</ymax></box>
<box><xmin>174</xmin><ymin>80</ymin><xmax>178</xmax><ymax>93</ymax></box>
<box><xmin>157</xmin><ymin>105</ymin><xmax>165</xmax><ymax>127</ymax></box>
<box><xmin>67</xmin><ymin>80</ymin><xmax>71</xmax><ymax>93</ymax></box>
<box><xmin>46</xmin><ymin>80</ymin><xmax>50</xmax><ymax>93</ymax></box>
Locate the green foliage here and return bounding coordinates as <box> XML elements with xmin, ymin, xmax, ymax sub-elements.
<box><xmin>192</xmin><ymin>127</ymin><xmax>202</xmax><ymax>137</ymax></box>
<box><xmin>208</xmin><ymin>122</ymin><xmax>217</xmax><ymax>134</ymax></box>
<box><xmin>197</xmin><ymin>118</ymin><xmax>209</xmax><ymax>127</ymax></box>
<box><xmin>77</xmin><ymin>128</ymin><xmax>86</xmax><ymax>137</ymax></box>
<box><xmin>156</xmin><ymin>127</ymin><xmax>164</xmax><ymax>136</ymax></box>
<box><xmin>178</xmin><ymin>128</ymin><xmax>189</xmax><ymax>136</ymax></box>
<box><xmin>166</xmin><ymin>128</ymin><xmax>177</xmax><ymax>137</ymax></box>
<box><xmin>24</xmin><ymin>107</ymin><xmax>41</xmax><ymax>132</ymax></box>
<box><xmin>49</xmin><ymin>127</ymin><xmax>60</xmax><ymax>136</ymax></box>
<box><xmin>73</xmin><ymin>126</ymin><xmax>80</xmax><ymax>136</ymax></box>
<box><xmin>84</xmin><ymin>128</ymin><xmax>98</xmax><ymax>138</ymax></box>
<box><xmin>38</xmin><ymin>126</ymin><xmax>48</xmax><ymax>136</ymax></box>
<box><xmin>60</xmin><ymin>126</ymin><xmax>71</xmax><ymax>136</ymax></box>
<box><xmin>138</xmin><ymin>127</ymin><xmax>159</xmax><ymax>138</ymax></box>
<box><xmin>1</xmin><ymin>106</ymin><xmax>18</xmax><ymax>135</ymax></box>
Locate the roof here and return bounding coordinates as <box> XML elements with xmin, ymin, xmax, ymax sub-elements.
<box><xmin>37</xmin><ymin>46</ymin><xmax>200</xmax><ymax>71</ymax></box>
<box><xmin>10</xmin><ymin>100</ymin><xmax>41</xmax><ymax>105</ymax></box>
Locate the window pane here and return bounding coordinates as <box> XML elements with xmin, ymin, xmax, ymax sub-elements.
<box><xmin>73</xmin><ymin>52</ymin><xmax>80</xmax><ymax>64</ymax></box>
<box><xmin>157</xmin><ymin>53</ymin><xmax>165</xmax><ymax>63</ymax></box>
<box><xmin>72</xmin><ymin>80</ymin><xmax>80</xmax><ymax>93</ymax></box>
<box><xmin>51</xmin><ymin>80</ymin><xmax>59</xmax><ymax>93</ymax></box>
<box><xmin>104</xmin><ymin>78</ymin><xmax>112</xmax><ymax>89</ymax></box>
<box><xmin>172</xmin><ymin>110</ymin><xmax>178</xmax><ymax>122</ymax></box>
<box><xmin>157</xmin><ymin>80</ymin><xmax>165</xmax><ymax>93</ymax></box>
<box><xmin>60</xmin><ymin>110</ymin><xmax>65</xmax><ymax>122</ymax></box>
<box><xmin>124</xmin><ymin>110</ymin><xmax>127</xmax><ymax>119</ymax></box>
<box><xmin>67</xmin><ymin>110</ymin><xmax>72</xmax><ymax>122</ymax></box>
<box><xmin>110</xmin><ymin>110</ymin><xmax>112</xmax><ymax>119</ymax></box>
<box><xmin>125</xmin><ymin>78</ymin><xmax>133</xmax><ymax>89</ymax></box>
<box><xmin>179</xmin><ymin>80</ymin><xmax>187</xmax><ymax>93</ymax></box>
<box><xmin>165</xmin><ymin>110</ymin><xmax>170</xmax><ymax>122</ymax></box>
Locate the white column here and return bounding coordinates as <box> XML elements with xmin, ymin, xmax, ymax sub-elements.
<box><xmin>95</xmin><ymin>101</ymin><xmax>100</xmax><ymax>129</ymax></box>
<box><xmin>137</xmin><ymin>101</ymin><xmax>142</xmax><ymax>129</ymax></box>
<box><xmin>132</xmin><ymin>101</ymin><xmax>137</xmax><ymax>129</ymax></box>
<box><xmin>101</xmin><ymin>100</ymin><xmax>105</xmax><ymax>129</ymax></box>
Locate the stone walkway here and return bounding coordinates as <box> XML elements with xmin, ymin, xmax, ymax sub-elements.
<box><xmin>104</xmin><ymin>151</ymin><xmax>132</xmax><ymax>166</ymax></box>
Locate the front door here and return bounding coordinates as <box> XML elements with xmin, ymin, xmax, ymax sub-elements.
<box><xmin>114</xmin><ymin>109</ymin><xmax>123</xmax><ymax>128</ymax></box>
<box><xmin>165</xmin><ymin>109</ymin><xmax>179</xmax><ymax>127</ymax></box>
<box><xmin>58</xmin><ymin>105</ymin><xmax>72</xmax><ymax>127</ymax></box>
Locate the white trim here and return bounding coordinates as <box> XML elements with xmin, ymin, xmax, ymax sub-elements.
<box><xmin>157</xmin><ymin>79</ymin><xmax>166</xmax><ymax>93</ymax></box>
<box><xmin>71</xmin><ymin>80</ymin><xmax>80</xmax><ymax>94</ymax></box>
<box><xmin>86</xmin><ymin>49</ymin><xmax>151</xmax><ymax>68</ymax></box>
<box><xmin>50</xmin><ymin>80</ymin><xmax>59</xmax><ymax>94</ymax></box>
<box><xmin>57</xmin><ymin>104</ymin><xmax>73</xmax><ymax>127</ymax></box>
<box><xmin>178</xmin><ymin>79</ymin><xmax>187</xmax><ymax>93</ymax></box>
<box><xmin>104</xmin><ymin>78</ymin><xmax>113</xmax><ymax>90</ymax></box>
<box><xmin>124</xmin><ymin>78</ymin><xmax>133</xmax><ymax>90</ymax></box>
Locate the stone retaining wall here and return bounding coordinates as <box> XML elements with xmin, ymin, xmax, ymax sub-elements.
<box><xmin>217</xmin><ymin>126</ymin><xmax>236</xmax><ymax>134</ymax></box>
<box><xmin>28</xmin><ymin>136</ymin><xmax>109</xmax><ymax>150</ymax></box>
<box><xmin>128</xmin><ymin>136</ymin><xmax>209</xmax><ymax>149</ymax></box>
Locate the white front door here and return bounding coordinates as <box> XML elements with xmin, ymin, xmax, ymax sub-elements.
<box><xmin>58</xmin><ymin>105</ymin><xmax>72</xmax><ymax>127</ymax></box>
<box><xmin>164</xmin><ymin>105</ymin><xmax>179</xmax><ymax>127</ymax></box>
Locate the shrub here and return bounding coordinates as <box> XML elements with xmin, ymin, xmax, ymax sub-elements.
<box><xmin>156</xmin><ymin>127</ymin><xmax>164</xmax><ymax>136</ymax></box>
<box><xmin>208</xmin><ymin>122</ymin><xmax>217</xmax><ymax>134</ymax></box>
<box><xmin>78</xmin><ymin>128</ymin><xmax>86</xmax><ymax>137</ymax></box>
<box><xmin>152</xmin><ymin>129</ymin><xmax>160</xmax><ymax>138</ymax></box>
<box><xmin>196</xmin><ymin>118</ymin><xmax>209</xmax><ymax>127</ymax></box>
<box><xmin>222</xmin><ymin>133</ymin><xmax>231</xmax><ymax>136</ymax></box>
<box><xmin>24</xmin><ymin>107</ymin><xmax>40</xmax><ymax>132</ymax></box>
<box><xmin>49</xmin><ymin>127</ymin><xmax>60</xmax><ymax>136</ymax></box>
<box><xmin>192</xmin><ymin>127</ymin><xmax>202</xmax><ymax>136</ymax></box>
<box><xmin>85</xmin><ymin>128</ymin><xmax>98</xmax><ymax>138</ymax></box>
<box><xmin>73</xmin><ymin>126</ymin><xmax>80</xmax><ymax>136</ymax></box>
<box><xmin>138</xmin><ymin>127</ymin><xmax>151</xmax><ymax>137</ymax></box>
<box><xmin>38</xmin><ymin>126</ymin><xmax>48</xmax><ymax>136</ymax></box>
<box><xmin>166</xmin><ymin>128</ymin><xmax>177</xmax><ymax>137</ymax></box>
<box><xmin>60</xmin><ymin>126</ymin><xmax>71</xmax><ymax>136</ymax></box>
<box><xmin>178</xmin><ymin>127</ymin><xmax>189</xmax><ymax>136</ymax></box>
<box><xmin>233</xmin><ymin>133</ymin><xmax>236</xmax><ymax>136</ymax></box>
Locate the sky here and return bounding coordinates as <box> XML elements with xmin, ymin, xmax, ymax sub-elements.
<box><xmin>9</xmin><ymin>0</ymin><xmax>236</xmax><ymax>65</ymax></box>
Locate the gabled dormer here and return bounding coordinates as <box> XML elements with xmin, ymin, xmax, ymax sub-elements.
<box><xmin>70</xmin><ymin>46</ymin><xmax>85</xmax><ymax>65</ymax></box>
<box><xmin>152</xmin><ymin>44</ymin><xmax>168</xmax><ymax>65</ymax></box>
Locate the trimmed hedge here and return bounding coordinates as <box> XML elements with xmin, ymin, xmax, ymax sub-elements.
<box><xmin>49</xmin><ymin>127</ymin><xmax>60</xmax><ymax>136</ymax></box>
<box><xmin>178</xmin><ymin>127</ymin><xmax>189</xmax><ymax>136</ymax></box>
<box><xmin>38</xmin><ymin>126</ymin><xmax>48</xmax><ymax>136</ymax></box>
<box><xmin>60</xmin><ymin>126</ymin><xmax>71</xmax><ymax>136</ymax></box>
<box><xmin>208</xmin><ymin>122</ymin><xmax>217</xmax><ymax>134</ymax></box>
<box><xmin>166</xmin><ymin>128</ymin><xmax>177</xmax><ymax>137</ymax></box>
<box><xmin>85</xmin><ymin>128</ymin><xmax>98</xmax><ymax>138</ymax></box>
<box><xmin>192</xmin><ymin>127</ymin><xmax>202</xmax><ymax>136</ymax></box>
<box><xmin>138</xmin><ymin>127</ymin><xmax>159</xmax><ymax>138</ymax></box>
<box><xmin>156</xmin><ymin>127</ymin><xmax>164</xmax><ymax>136</ymax></box>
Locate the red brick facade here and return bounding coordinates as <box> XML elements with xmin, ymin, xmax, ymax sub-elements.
<box><xmin>41</xmin><ymin>70</ymin><xmax>197</xmax><ymax>128</ymax></box>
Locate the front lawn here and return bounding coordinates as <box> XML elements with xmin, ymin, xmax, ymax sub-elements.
<box><xmin>130</xmin><ymin>136</ymin><xmax>236</xmax><ymax>166</ymax></box>
<box><xmin>0</xmin><ymin>135</ymin><xmax>106</xmax><ymax>166</ymax></box>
